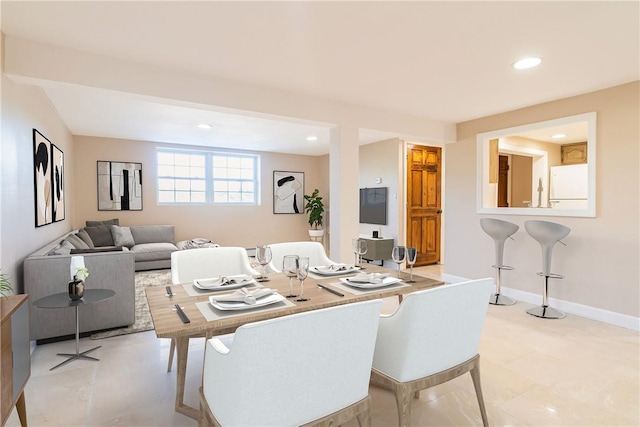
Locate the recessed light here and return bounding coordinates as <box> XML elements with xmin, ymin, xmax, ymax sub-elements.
<box><xmin>197</xmin><ymin>124</ymin><xmax>212</xmax><ymax>129</ymax></box>
<box><xmin>551</xmin><ymin>133</ymin><xmax>567</xmax><ymax>139</ymax></box>
<box><xmin>513</xmin><ymin>57</ymin><xmax>542</xmax><ymax>70</ymax></box>
<box><xmin>306</xmin><ymin>135</ymin><xmax>318</xmax><ymax>142</ymax></box>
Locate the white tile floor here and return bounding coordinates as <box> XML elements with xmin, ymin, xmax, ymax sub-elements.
<box><xmin>6</xmin><ymin>265</ymin><xmax>639</xmax><ymax>426</ymax></box>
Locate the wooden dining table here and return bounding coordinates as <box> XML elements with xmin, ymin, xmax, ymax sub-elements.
<box><xmin>146</xmin><ymin>264</ymin><xmax>443</xmax><ymax>420</ymax></box>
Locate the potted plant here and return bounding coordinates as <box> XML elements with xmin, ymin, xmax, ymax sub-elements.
<box><xmin>304</xmin><ymin>188</ymin><xmax>325</xmax><ymax>241</ymax></box>
<box><xmin>0</xmin><ymin>272</ymin><xmax>13</xmax><ymax>297</ymax></box>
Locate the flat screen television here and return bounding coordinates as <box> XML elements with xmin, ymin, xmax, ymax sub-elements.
<box><xmin>359</xmin><ymin>187</ymin><xmax>387</xmax><ymax>225</ymax></box>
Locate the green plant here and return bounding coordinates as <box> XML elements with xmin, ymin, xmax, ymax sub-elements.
<box><xmin>0</xmin><ymin>272</ymin><xmax>13</xmax><ymax>297</ymax></box>
<box><xmin>304</xmin><ymin>188</ymin><xmax>325</xmax><ymax>229</ymax></box>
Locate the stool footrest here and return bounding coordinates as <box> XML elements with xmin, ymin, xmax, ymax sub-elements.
<box><xmin>536</xmin><ymin>272</ymin><xmax>564</xmax><ymax>279</ymax></box>
<box><xmin>492</xmin><ymin>265</ymin><xmax>514</xmax><ymax>271</ymax></box>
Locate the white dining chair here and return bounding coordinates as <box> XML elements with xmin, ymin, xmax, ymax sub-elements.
<box><xmin>267</xmin><ymin>241</ymin><xmax>336</xmax><ymax>272</ymax></box>
<box><xmin>199</xmin><ymin>299</ymin><xmax>383</xmax><ymax>427</ymax></box>
<box><xmin>370</xmin><ymin>278</ymin><xmax>493</xmax><ymax>427</ymax></box>
<box><xmin>167</xmin><ymin>247</ymin><xmax>260</xmax><ymax>371</ymax></box>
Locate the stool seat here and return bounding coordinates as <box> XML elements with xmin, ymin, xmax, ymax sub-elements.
<box><xmin>524</xmin><ymin>220</ymin><xmax>571</xmax><ymax>319</ymax></box>
<box><xmin>480</xmin><ymin>218</ymin><xmax>519</xmax><ymax>306</ymax></box>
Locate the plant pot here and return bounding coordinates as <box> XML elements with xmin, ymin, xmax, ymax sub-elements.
<box><xmin>308</xmin><ymin>229</ymin><xmax>325</xmax><ymax>242</ymax></box>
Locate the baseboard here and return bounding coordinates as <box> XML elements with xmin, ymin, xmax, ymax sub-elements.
<box><xmin>501</xmin><ymin>286</ymin><xmax>640</xmax><ymax>331</ymax></box>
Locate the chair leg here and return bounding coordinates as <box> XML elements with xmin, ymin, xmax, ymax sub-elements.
<box><xmin>393</xmin><ymin>384</ymin><xmax>414</xmax><ymax>427</ymax></box>
<box><xmin>167</xmin><ymin>338</ymin><xmax>176</xmax><ymax>372</ymax></box>
<box><xmin>469</xmin><ymin>363</ymin><xmax>489</xmax><ymax>427</ymax></box>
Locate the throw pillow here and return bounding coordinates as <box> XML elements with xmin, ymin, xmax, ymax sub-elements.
<box><xmin>49</xmin><ymin>240</ymin><xmax>74</xmax><ymax>255</ymax></box>
<box><xmin>63</xmin><ymin>233</ymin><xmax>90</xmax><ymax>250</ymax></box>
<box><xmin>111</xmin><ymin>225</ymin><xmax>135</xmax><ymax>248</ymax></box>
<box><xmin>84</xmin><ymin>226</ymin><xmax>116</xmax><ymax>247</ymax></box>
<box><xmin>85</xmin><ymin>218</ymin><xmax>120</xmax><ymax>227</ymax></box>
<box><xmin>76</xmin><ymin>229</ymin><xmax>95</xmax><ymax>248</ymax></box>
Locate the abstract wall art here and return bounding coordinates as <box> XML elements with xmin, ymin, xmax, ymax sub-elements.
<box><xmin>33</xmin><ymin>129</ymin><xmax>53</xmax><ymax>227</ymax></box>
<box><xmin>273</xmin><ymin>170</ymin><xmax>304</xmax><ymax>214</ymax></box>
<box><xmin>51</xmin><ymin>144</ymin><xmax>65</xmax><ymax>222</ymax></box>
<box><xmin>97</xmin><ymin>161</ymin><xmax>143</xmax><ymax>211</ymax></box>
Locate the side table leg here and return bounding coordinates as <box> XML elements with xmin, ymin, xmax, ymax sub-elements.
<box><xmin>50</xmin><ymin>305</ymin><xmax>101</xmax><ymax>370</ymax></box>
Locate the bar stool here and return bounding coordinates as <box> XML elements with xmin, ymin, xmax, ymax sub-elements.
<box><xmin>480</xmin><ymin>218</ymin><xmax>518</xmax><ymax>305</ymax></box>
<box><xmin>524</xmin><ymin>220</ymin><xmax>570</xmax><ymax>319</ymax></box>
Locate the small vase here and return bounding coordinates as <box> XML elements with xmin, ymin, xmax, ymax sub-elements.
<box><xmin>68</xmin><ymin>276</ymin><xmax>85</xmax><ymax>300</ymax></box>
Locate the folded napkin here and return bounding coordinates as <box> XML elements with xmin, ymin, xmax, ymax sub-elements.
<box><xmin>327</xmin><ymin>264</ymin><xmax>355</xmax><ymax>271</ymax></box>
<box><xmin>196</xmin><ymin>275</ymin><xmax>252</xmax><ymax>288</ymax></box>
<box><xmin>212</xmin><ymin>288</ymin><xmax>275</xmax><ymax>305</ymax></box>
<box><xmin>347</xmin><ymin>273</ymin><xmax>388</xmax><ymax>284</ymax></box>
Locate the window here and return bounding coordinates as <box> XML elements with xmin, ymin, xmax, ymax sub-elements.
<box><xmin>157</xmin><ymin>149</ymin><xmax>259</xmax><ymax>205</ymax></box>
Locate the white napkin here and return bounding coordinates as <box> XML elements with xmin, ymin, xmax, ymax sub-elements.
<box><xmin>347</xmin><ymin>273</ymin><xmax>388</xmax><ymax>284</ymax></box>
<box><xmin>195</xmin><ymin>275</ymin><xmax>252</xmax><ymax>289</ymax></box>
<box><xmin>212</xmin><ymin>288</ymin><xmax>275</xmax><ymax>305</ymax></box>
<box><xmin>327</xmin><ymin>263</ymin><xmax>355</xmax><ymax>271</ymax></box>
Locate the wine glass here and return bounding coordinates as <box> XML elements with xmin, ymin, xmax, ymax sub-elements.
<box><xmin>391</xmin><ymin>246</ymin><xmax>406</xmax><ymax>279</ymax></box>
<box><xmin>296</xmin><ymin>257</ymin><xmax>310</xmax><ymax>302</ymax></box>
<box><xmin>406</xmin><ymin>247</ymin><xmax>418</xmax><ymax>283</ymax></box>
<box><xmin>282</xmin><ymin>255</ymin><xmax>299</xmax><ymax>298</ymax></box>
<box><xmin>352</xmin><ymin>238</ymin><xmax>368</xmax><ymax>270</ymax></box>
<box><xmin>255</xmin><ymin>245</ymin><xmax>272</xmax><ymax>282</ymax></box>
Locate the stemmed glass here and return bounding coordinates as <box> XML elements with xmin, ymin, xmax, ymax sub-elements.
<box><xmin>255</xmin><ymin>245</ymin><xmax>272</xmax><ymax>282</ymax></box>
<box><xmin>391</xmin><ymin>246</ymin><xmax>406</xmax><ymax>279</ymax></box>
<box><xmin>352</xmin><ymin>238</ymin><xmax>368</xmax><ymax>270</ymax></box>
<box><xmin>296</xmin><ymin>257</ymin><xmax>310</xmax><ymax>302</ymax></box>
<box><xmin>406</xmin><ymin>247</ymin><xmax>418</xmax><ymax>283</ymax></box>
<box><xmin>282</xmin><ymin>255</ymin><xmax>299</xmax><ymax>298</ymax></box>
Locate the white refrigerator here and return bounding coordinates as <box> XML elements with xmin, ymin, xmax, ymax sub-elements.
<box><xmin>549</xmin><ymin>164</ymin><xmax>588</xmax><ymax>209</ymax></box>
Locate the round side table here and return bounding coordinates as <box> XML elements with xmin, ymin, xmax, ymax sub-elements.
<box><xmin>33</xmin><ymin>289</ymin><xmax>115</xmax><ymax>370</ymax></box>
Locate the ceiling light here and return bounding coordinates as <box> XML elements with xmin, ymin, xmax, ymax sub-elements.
<box><xmin>513</xmin><ymin>57</ymin><xmax>542</xmax><ymax>70</ymax></box>
<box><xmin>306</xmin><ymin>135</ymin><xmax>318</xmax><ymax>141</ymax></box>
<box><xmin>197</xmin><ymin>124</ymin><xmax>212</xmax><ymax>129</ymax></box>
<box><xmin>551</xmin><ymin>133</ymin><xmax>567</xmax><ymax>139</ymax></box>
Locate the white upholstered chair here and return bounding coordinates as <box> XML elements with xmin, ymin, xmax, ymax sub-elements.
<box><xmin>199</xmin><ymin>299</ymin><xmax>383</xmax><ymax>427</ymax></box>
<box><xmin>267</xmin><ymin>241</ymin><xmax>336</xmax><ymax>272</ymax></box>
<box><xmin>166</xmin><ymin>247</ymin><xmax>260</xmax><ymax>371</ymax></box>
<box><xmin>370</xmin><ymin>278</ymin><xmax>493</xmax><ymax>427</ymax></box>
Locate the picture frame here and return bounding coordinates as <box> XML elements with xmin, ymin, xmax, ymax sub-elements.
<box><xmin>33</xmin><ymin>129</ymin><xmax>53</xmax><ymax>227</ymax></box>
<box><xmin>51</xmin><ymin>144</ymin><xmax>65</xmax><ymax>222</ymax></box>
<box><xmin>97</xmin><ymin>161</ymin><xmax>143</xmax><ymax>211</ymax></box>
<box><xmin>273</xmin><ymin>171</ymin><xmax>304</xmax><ymax>214</ymax></box>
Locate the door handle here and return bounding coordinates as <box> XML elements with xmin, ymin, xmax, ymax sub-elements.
<box><xmin>437</xmin><ymin>210</ymin><xmax>443</xmax><ymax>214</ymax></box>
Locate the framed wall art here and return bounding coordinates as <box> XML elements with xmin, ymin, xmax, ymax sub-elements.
<box><xmin>97</xmin><ymin>161</ymin><xmax>143</xmax><ymax>211</ymax></box>
<box><xmin>51</xmin><ymin>144</ymin><xmax>65</xmax><ymax>222</ymax></box>
<box><xmin>33</xmin><ymin>129</ymin><xmax>53</xmax><ymax>227</ymax></box>
<box><xmin>273</xmin><ymin>170</ymin><xmax>304</xmax><ymax>214</ymax></box>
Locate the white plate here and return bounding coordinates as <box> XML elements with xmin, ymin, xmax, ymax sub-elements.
<box><xmin>339</xmin><ymin>276</ymin><xmax>403</xmax><ymax>289</ymax></box>
<box><xmin>193</xmin><ymin>275</ymin><xmax>256</xmax><ymax>291</ymax></box>
<box><xmin>209</xmin><ymin>293</ymin><xmax>285</xmax><ymax>311</ymax></box>
<box><xmin>311</xmin><ymin>265</ymin><xmax>360</xmax><ymax>276</ymax></box>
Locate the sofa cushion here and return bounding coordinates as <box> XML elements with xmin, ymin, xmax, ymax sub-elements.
<box><xmin>130</xmin><ymin>242</ymin><xmax>178</xmax><ymax>262</ymax></box>
<box><xmin>76</xmin><ymin>229</ymin><xmax>95</xmax><ymax>248</ymax></box>
<box><xmin>111</xmin><ymin>225</ymin><xmax>135</xmax><ymax>248</ymax></box>
<box><xmin>63</xmin><ymin>233</ymin><xmax>90</xmax><ymax>250</ymax></box>
<box><xmin>86</xmin><ymin>218</ymin><xmax>119</xmax><ymax>227</ymax></box>
<box><xmin>130</xmin><ymin>225</ymin><xmax>175</xmax><ymax>245</ymax></box>
<box><xmin>71</xmin><ymin>246</ymin><xmax>125</xmax><ymax>254</ymax></box>
<box><xmin>84</xmin><ymin>226</ymin><xmax>115</xmax><ymax>246</ymax></box>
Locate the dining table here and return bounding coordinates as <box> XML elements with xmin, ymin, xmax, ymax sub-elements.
<box><xmin>146</xmin><ymin>263</ymin><xmax>444</xmax><ymax>420</ymax></box>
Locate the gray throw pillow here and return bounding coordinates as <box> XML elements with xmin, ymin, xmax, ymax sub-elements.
<box><xmin>86</xmin><ymin>218</ymin><xmax>120</xmax><ymax>227</ymax></box>
<box><xmin>49</xmin><ymin>240</ymin><xmax>74</xmax><ymax>255</ymax></box>
<box><xmin>76</xmin><ymin>229</ymin><xmax>95</xmax><ymax>248</ymax></box>
<box><xmin>111</xmin><ymin>225</ymin><xmax>135</xmax><ymax>248</ymax></box>
<box><xmin>63</xmin><ymin>233</ymin><xmax>90</xmax><ymax>250</ymax></box>
<box><xmin>84</xmin><ymin>226</ymin><xmax>115</xmax><ymax>247</ymax></box>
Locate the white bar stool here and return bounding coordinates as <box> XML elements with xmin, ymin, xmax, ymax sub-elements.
<box><xmin>480</xmin><ymin>218</ymin><xmax>518</xmax><ymax>305</ymax></box>
<box><xmin>524</xmin><ymin>220</ymin><xmax>571</xmax><ymax>319</ymax></box>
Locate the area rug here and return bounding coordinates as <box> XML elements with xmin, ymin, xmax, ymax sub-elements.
<box><xmin>90</xmin><ymin>269</ymin><xmax>172</xmax><ymax>340</ymax></box>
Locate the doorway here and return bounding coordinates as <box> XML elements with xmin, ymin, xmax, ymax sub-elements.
<box><xmin>406</xmin><ymin>144</ymin><xmax>442</xmax><ymax>266</ymax></box>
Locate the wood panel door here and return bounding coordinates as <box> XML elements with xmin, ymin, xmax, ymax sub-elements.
<box><xmin>498</xmin><ymin>155</ymin><xmax>509</xmax><ymax>207</ymax></box>
<box><xmin>406</xmin><ymin>145</ymin><xmax>441</xmax><ymax>266</ymax></box>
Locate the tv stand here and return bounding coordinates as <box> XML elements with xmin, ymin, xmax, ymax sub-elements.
<box><xmin>360</xmin><ymin>237</ymin><xmax>394</xmax><ymax>265</ymax></box>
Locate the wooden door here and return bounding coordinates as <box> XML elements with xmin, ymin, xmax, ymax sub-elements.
<box><xmin>498</xmin><ymin>155</ymin><xmax>509</xmax><ymax>207</ymax></box>
<box><xmin>406</xmin><ymin>145</ymin><xmax>441</xmax><ymax>266</ymax></box>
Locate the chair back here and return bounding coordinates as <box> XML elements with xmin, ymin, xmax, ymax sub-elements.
<box><xmin>524</xmin><ymin>220</ymin><xmax>571</xmax><ymax>275</ymax></box>
<box><xmin>202</xmin><ymin>299</ymin><xmax>383</xmax><ymax>426</ymax></box>
<box><xmin>372</xmin><ymin>278</ymin><xmax>493</xmax><ymax>383</ymax></box>
<box><xmin>267</xmin><ymin>241</ymin><xmax>335</xmax><ymax>272</ymax></box>
<box><xmin>480</xmin><ymin>218</ymin><xmax>519</xmax><ymax>267</ymax></box>
<box><xmin>170</xmin><ymin>247</ymin><xmax>259</xmax><ymax>284</ymax></box>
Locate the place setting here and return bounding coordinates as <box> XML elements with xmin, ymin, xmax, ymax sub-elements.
<box><xmin>196</xmin><ymin>286</ymin><xmax>295</xmax><ymax>321</ymax></box>
<box><xmin>183</xmin><ymin>274</ymin><xmax>260</xmax><ymax>296</ymax></box>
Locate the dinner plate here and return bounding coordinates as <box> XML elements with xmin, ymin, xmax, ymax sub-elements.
<box><xmin>209</xmin><ymin>292</ymin><xmax>285</xmax><ymax>311</ymax></box>
<box><xmin>339</xmin><ymin>276</ymin><xmax>403</xmax><ymax>289</ymax></box>
<box><xmin>311</xmin><ymin>265</ymin><xmax>359</xmax><ymax>276</ymax></box>
<box><xmin>193</xmin><ymin>275</ymin><xmax>256</xmax><ymax>290</ymax></box>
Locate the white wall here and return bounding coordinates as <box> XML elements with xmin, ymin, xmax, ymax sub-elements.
<box><xmin>446</xmin><ymin>82</ymin><xmax>639</xmax><ymax>323</ymax></box>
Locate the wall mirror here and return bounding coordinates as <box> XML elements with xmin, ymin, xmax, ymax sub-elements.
<box><xmin>477</xmin><ymin>112</ymin><xmax>596</xmax><ymax>217</ymax></box>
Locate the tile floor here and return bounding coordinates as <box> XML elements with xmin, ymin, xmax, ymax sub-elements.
<box><xmin>5</xmin><ymin>265</ymin><xmax>639</xmax><ymax>426</ymax></box>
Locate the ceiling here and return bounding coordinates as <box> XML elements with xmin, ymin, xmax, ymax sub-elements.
<box><xmin>2</xmin><ymin>1</ymin><xmax>638</xmax><ymax>155</ymax></box>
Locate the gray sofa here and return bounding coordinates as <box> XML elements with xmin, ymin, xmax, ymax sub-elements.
<box><xmin>23</xmin><ymin>222</ymin><xmax>179</xmax><ymax>341</ymax></box>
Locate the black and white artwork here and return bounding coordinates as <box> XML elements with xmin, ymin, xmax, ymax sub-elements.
<box><xmin>97</xmin><ymin>161</ymin><xmax>143</xmax><ymax>211</ymax></box>
<box><xmin>33</xmin><ymin>129</ymin><xmax>52</xmax><ymax>227</ymax></box>
<box><xmin>51</xmin><ymin>144</ymin><xmax>65</xmax><ymax>222</ymax></box>
<box><xmin>273</xmin><ymin>171</ymin><xmax>304</xmax><ymax>214</ymax></box>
